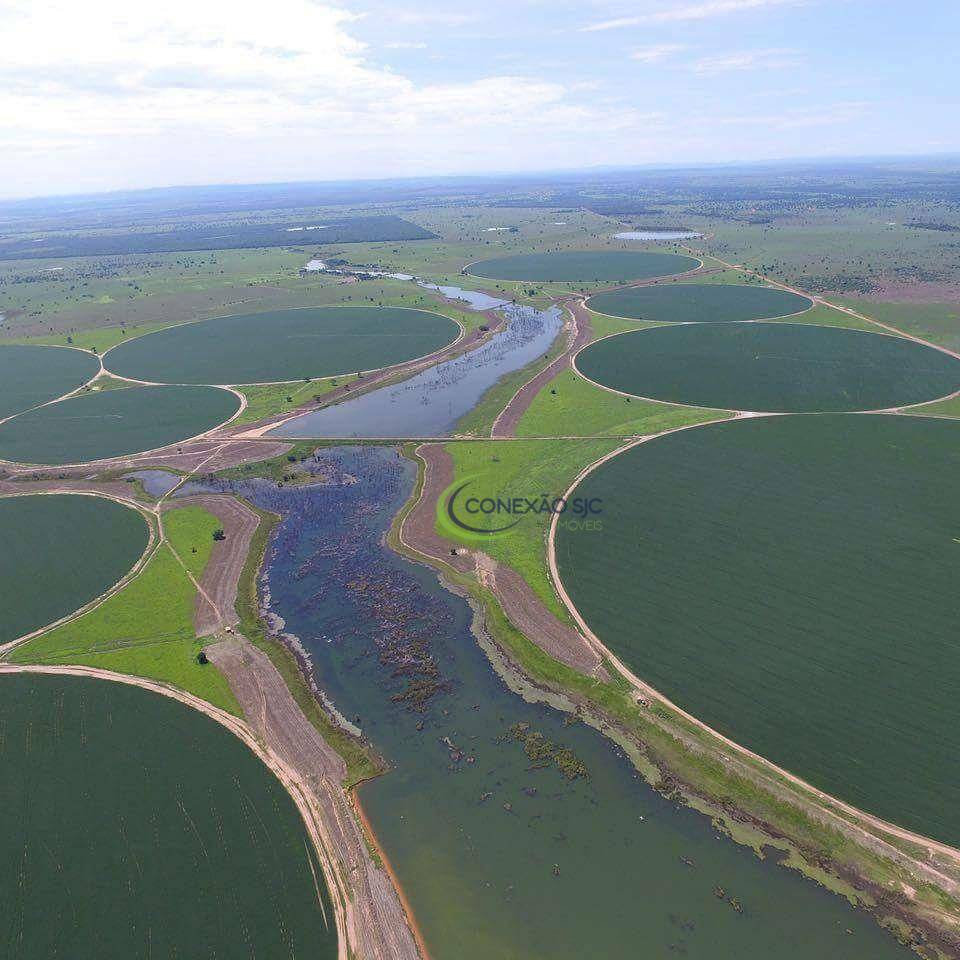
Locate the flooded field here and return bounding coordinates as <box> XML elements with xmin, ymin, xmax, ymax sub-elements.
<box><xmin>272</xmin><ymin>303</ymin><xmax>562</xmax><ymax>438</ymax></box>
<box><xmin>184</xmin><ymin>447</ymin><xmax>912</xmax><ymax>960</ymax></box>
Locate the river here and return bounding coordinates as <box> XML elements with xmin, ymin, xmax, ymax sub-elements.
<box><xmin>183</xmin><ymin>448</ymin><xmax>911</xmax><ymax>960</ymax></box>
<box><xmin>270</xmin><ymin>285</ymin><xmax>561</xmax><ymax>438</ymax></box>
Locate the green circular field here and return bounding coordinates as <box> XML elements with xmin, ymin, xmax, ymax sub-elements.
<box><xmin>0</xmin><ymin>345</ymin><xmax>99</xmax><ymax>421</ymax></box>
<box><xmin>0</xmin><ymin>674</ymin><xmax>337</xmax><ymax>959</ymax></box>
<box><xmin>466</xmin><ymin>250</ymin><xmax>699</xmax><ymax>283</ymax></box>
<box><xmin>576</xmin><ymin>323</ymin><xmax>960</xmax><ymax>412</ymax></box>
<box><xmin>0</xmin><ymin>494</ymin><xmax>148</xmax><ymax>644</ymax></box>
<box><xmin>0</xmin><ymin>384</ymin><xmax>239</xmax><ymax>465</ymax></box>
<box><xmin>586</xmin><ymin>283</ymin><xmax>812</xmax><ymax>323</ymax></box>
<box><xmin>104</xmin><ymin>306</ymin><xmax>460</xmax><ymax>384</ymax></box>
<box><xmin>555</xmin><ymin>414</ymin><xmax>960</xmax><ymax>845</ymax></box>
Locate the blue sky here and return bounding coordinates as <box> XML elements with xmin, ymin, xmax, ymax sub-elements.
<box><xmin>1</xmin><ymin>0</ymin><xmax>957</xmax><ymax>197</ymax></box>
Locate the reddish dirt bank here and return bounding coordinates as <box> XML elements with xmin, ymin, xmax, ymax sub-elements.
<box><xmin>401</xmin><ymin>443</ymin><xmax>603</xmax><ymax>677</ymax></box>
<box><xmin>206</xmin><ymin>638</ymin><xmax>424</xmax><ymax>960</ymax></box>
<box><xmin>491</xmin><ymin>301</ymin><xmax>593</xmax><ymax>437</ymax></box>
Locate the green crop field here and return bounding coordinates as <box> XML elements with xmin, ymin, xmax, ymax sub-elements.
<box><xmin>0</xmin><ymin>673</ymin><xmax>337</xmax><ymax>960</ymax></box>
<box><xmin>586</xmin><ymin>284</ymin><xmax>812</xmax><ymax>324</ymax></box>
<box><xmin>11</xmin><ymin>503</ymin><xmax>239</xmax><ymax>713</ymax></box>
<box><xmin>556</xmin><ymin>414</ymin><xmax>960</xmax><ymax>845</ymax></box>
<box><xmin>0</xmin><ymin>494</ymin><xmax>148</xmax><ymax>644</ymax></box>
<box><xmin>0</xmin><ymin>384</ymin><xmax>240</xmax><ymax>465</ymax></box>
<box><xmin>104</xmin><ymin>306</ymin><xmax>461</xmax><ymax>385</ymax></box>
<box><xmin>576</xmin><ymin>323</ymin><xmax>960</xmax><ymax>412</ymax></box>
<box><xmin>0</xmin><ymin>345</ymin><xmax>99</xmax><ymax>420</ymax></box>
<box><xmin>467</xmin><ymin>250</ymin><xmax>699</xmax><ymax>282</ymax></box>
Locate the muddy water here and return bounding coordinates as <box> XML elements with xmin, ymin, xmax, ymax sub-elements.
<box><xmin>186</xmin><ymin>448</ymin><xmax>912</xmax><ymax>960</ymax></box>
<box><xmin>270</xmin><ymin>303</ymin><xmax>561</xmax><ymax>438</ymax></box>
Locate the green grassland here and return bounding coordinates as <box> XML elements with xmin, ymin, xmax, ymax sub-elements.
<box><xmin>0</xmin><ymin>673</ymin><xmax>337</xmax><ymax>960</ymax></box>
<box><xmin>104</xmin><ymin>306</ymin><xmax>461</xmax><ymax>385</ymax></box>
<box><xmin>0</xmin><ymin>344</ymin><xmax>99</xmax><ymax>419</ymax></box>
<box><xmin>907</xmin><ymin>394</ymin><xmax>960</xmax><ymax>418</ymax></box>
<box><xmin>467</xmin><ymin>250</ymin><xmax>699</xmax><ymax>283</ymax></box>
<box><xmin>586</xmin><ymin>283</ymin><xmax>812</xmax><ymax>324</ymax></box>
<box><xmin>697</xmin><ymin>206</ymin><xmax>960</xmax><ymax>295</ymax></box>
<box><xmin>833</xmin><ymin>296</ymin><xmax>960</xmax><ymax>352</ymax></box>
<box><xmin>0</xmin><ymin>249</ymin><xmax>490</xmax><ymax>351</ymax></box>
<box><xmin>0</xmin><ymin>494</ymin><xmax>149</xmax><ymax>644</ymax></box>
<box><xmin>0</xmin><ymin>384</ymin><xmax>240</xmax><ymax>465</ymax></box>
<box><xmin>576</xmin><ymin>322</ymin><xmax>960</xmax><ymax>413</ymax></box>
<box><xmin>10</xmin><ymin>504</ymin><xmax>239</xmax><ymax>714</ymax></box>
<box><xmin>516</xmin><ymin>368</ymin><xmax>730</xmax><ymax>437</ymax></box>
<box><xmin>777</xmin><ymin>302</ymin><xmax>881</xmax><ymax>332</ymax></box>
<box><xmin>555</xmin><ymin>413</ymin><xmax>960</xmax><ymax>846</ymax></box>
<box><xmin>0</xmin><ymin>213</ymin><xmax>433</xmax><ymax>261</ymax></box>
<box><xmin>233</xmin><ymin>377</ymin><xmax>342</xmax><ymax>425</ymax></box>
<box><xmin>586</xmin><ymin>310</ymin><xmax>662</xmax><ymax>340</ymax></box>
<box><xmin>435</xmin><ymin>439</ymin><xmax>620</xmax><ymax>618</ymax></box>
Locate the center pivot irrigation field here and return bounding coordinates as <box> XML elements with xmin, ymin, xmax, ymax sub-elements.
<box><xmin>105</xmin><ymin>306</ymin><xmax>461</xmax><ymax>384</ymax></box>
<box><xmin>0</xmin><ymin>345</ymin><xmax>99</xmax><ymax>420</ymax></box>
<box><xmin>586</xmin><ymin>283</ymin><xmax>812</xmax><ymax>323</ymax></box>
<box><xmin>576</xmin><ymin>323</ymin><xmax>960</xmax><ymax>412</ymax></box>
<box><xmin>466</xmin><ymin>250</ymin><xmax>699</xmax><ymax>282</ymax></box>
<box><xmin>0</xmin><ymin>384</ymin><xmax>240</xmax><ymax>465</ymax></box>
<box><xmin>0</xmin><ymin>494</ymin><xmax>148</xmax><ymax>644</ymax></box>
<box><xmin>555</xmin><ymin>414</ymin><xmax>960</xmax><ymax>846</ymax></box>
<box><xmin>0</xmin><ymin>674</ymin><xmax>337</xmax><ymax>960</ymax></box>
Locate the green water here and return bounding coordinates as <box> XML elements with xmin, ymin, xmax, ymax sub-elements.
<box><xmin>0</xmin><ymin>494</ymin><xmax>148</xmax><ymax>644</ymax></box>
<box><xmin>0</xmin><ymin>674</ymin><xmax>337</xmax><ymax>959</ymax></box>
<box><xmin>235</xmin><ymin>448</ymin><xmax>914</xmax><ymax>960</ymax></box>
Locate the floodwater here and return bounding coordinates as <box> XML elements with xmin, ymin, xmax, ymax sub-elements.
<box><xmin>614</xmin><ymin>230</ymin><xmax>703</xmax><ymax>240</ymax></box>
<box><xmin>271</xmin><ymin>302</ymin><xmax>561</xmax><ymax>438</ymax></box>
<box><xmin>123</xmin><ymin>468</ymin><xmax>180</xmax><ymax>497</ymax></box>
<box><xmin>184</xmin><ymin>448</ymin><xmax>912</xmax><ymax>960</ymax></box>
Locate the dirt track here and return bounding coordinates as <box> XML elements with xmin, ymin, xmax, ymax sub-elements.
<box><xmin>491</xmin><ymin>301</ymin><xmax>593</xmax><ymax>437</ymax></box>
<box><xmin>0</xmin><ymin>656</ymin><xmax>422</xmax><ymax>960</ymax></box>
<box><xmin>206</xmin><ymin>638</ymin><xmax>424</xmax><ymax>960</ymax></box>
<box><xmin>401</xmin><ymin>443</ymin><xmax>603</xmax><ymax>677</ymax></box>
<box><xmin>166</xmin><ymin>494</ymin><xmax>261</xmax><ymax>636</ymax></box>
<box><xmin>1</xmin><ymin>436</ymin><xmax>293</xmax><ymax>478</ymax></box>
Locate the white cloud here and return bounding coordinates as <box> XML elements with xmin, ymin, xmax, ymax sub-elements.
<box><xmin>0</xmin><ymin>0</ymin><xmax>665</xmax><ymax>195</ymax></box>
<box><xmin>692</xmin><ymin>48</ymin><xmax>801</xmax><ymax>73</ymax></box>
<box><xmin>631</xmin><ymin>44</ymin><xmax>688</xmax><ymax>63</ymax></box>
<box><xmin>583</xmin><ymin>0</ymin><xmax>800</xmax><ymax>31</ymax></box>
<box><xmin>384</xmin><ymin>41</ymin><xmax>428</xmax><ymax>49</ymax></box>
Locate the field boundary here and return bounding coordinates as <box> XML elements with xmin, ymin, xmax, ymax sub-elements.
<box><xmin>545</xmin><ymin>424</ymin><xmax>960</xmax><ymax>883</ymax></box>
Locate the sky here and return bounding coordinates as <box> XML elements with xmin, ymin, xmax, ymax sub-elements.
<box><xmin>2</xmin><ymin>0</ymin><xmax>958</xmax><ymax>198</ymax></box>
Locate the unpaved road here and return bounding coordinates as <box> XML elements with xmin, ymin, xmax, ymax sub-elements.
<box><xmin>168</xmin><ymin>494</ymin><xmax>261</xmax><ymax>636</ymax></box>
<box><xmin>490</xmin><ymin>302</ymin><xmax>593</xmax><ymax>438</ymax></box>
<box><xmin>399</xmin><ymin>443</ymin><xmax>603</xmax><ymax>678</ymax></box>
